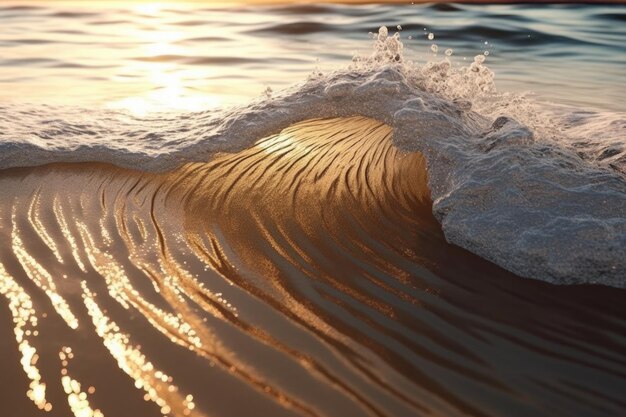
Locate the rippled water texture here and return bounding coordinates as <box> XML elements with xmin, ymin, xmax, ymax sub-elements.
<box><xmin>0</xmin><ymin>117</ymin><xmax>625</xmax><ymax>417</ymax></box>
<box><xmin>1</xmin><ymin>2</ymin><xmax>626</xmax><ymax>417</ymax></box>
<box><xmin>1</xmin><ymin>2</ymin><xmax>625</xmax><ymax>111</ymax></box>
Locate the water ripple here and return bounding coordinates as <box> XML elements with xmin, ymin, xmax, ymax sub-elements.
<box><xmin>0</xmin><ymin>117</ymin><xmax>624</xmax><ymax>417</ymax></box>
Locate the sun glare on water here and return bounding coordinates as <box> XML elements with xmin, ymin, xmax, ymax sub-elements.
<box><xmin>1</xmin><ymin>1</ymin><xmax>317</xmax><ymax>114</ymax></box>
<box><xmin>133</xmin><ymin>2</ymin><xmax>166</xmax><ymax>16</ymax></box>
<box><xmin>107</xmin><ymin>3</ymin><xmax>222</xmax><ymax>115</ymax></box>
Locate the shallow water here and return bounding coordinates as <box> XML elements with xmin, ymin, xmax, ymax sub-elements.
<box><xmin>1</xmin><ymin>2</ymin><xmax>626</xmax><ymax>417</ymax></box>
<box><xmin>1</xmin><ymin>117</ymin><xmax>625</xmax><ymax>417</ymax></box>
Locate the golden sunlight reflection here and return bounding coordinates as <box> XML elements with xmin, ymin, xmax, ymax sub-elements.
<box><xmin>53</xmin><ymin>197</ymin><xmax>88</xmax><ymax>274</ymax></box>
<box><xmin>1</xmin><ymin>1</ymin><xmax>292</xmax><ymax>111</ymax></box>
<box><xmin>132</xmin><ymin>2</ymin><xmax>167</xmax><ymax>17</ymax></box>
<box><xmin>0</xmin><ymin>118</ymin><xmax>431</xmax><ymax>417</ymax></box>
<box><xmin>0</xmin><ymin>263</ymin><xmax>52</xmax><ymax>412</ymax></box>
<box><xmin>103</xmin><ymin>18</ymin><xmax>224</xmax><ymax>114</ymax></box>
<box><xmin>60</xmin><ymin>347</ymin><xmax>104</xmax><ymax>417</ymax></box>
<box><xmin>109</xmin><ymin>53</ymin><xmax>221</xmax><ymax>115</ymax></box>
<box><xmin>81</xmin><ymin>282</ymin><xmax>203</xmax><ymax>417</ymax></box>
<box><xmin>12</xmin><ymin>205</ymin><xmax>79</xmax><ymax>330</ymax></box>
<box><xmin>75</xmin><ymin>220</ymin><xmax>204</xmax><ymax>351</ymax></box>
<box><xmin>28</xmin><ymin>192</ymin><xmax>65</xmax><ymax>266</ymax></box>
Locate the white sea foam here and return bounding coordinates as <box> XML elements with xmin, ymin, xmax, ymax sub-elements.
<box><xmin>0</xmin><ymin>27</ymin><xmax>624</xmax><ymax>287</ymax></box>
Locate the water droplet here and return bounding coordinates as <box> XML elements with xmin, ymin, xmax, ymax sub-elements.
<box><xmin>408</xmin><ymin>35</ymin><xmax>413</xmax><ymax>40</ymax></box>
<box><xmin>428</xmin><ymin>33</ymin><xmax>434</xmax><ymax>40</ymax></box>
<box><xmin>431</xmin><ymin>44</ymin><xmax>438</xmax><ymax>53</ymax></box>
<box><xmin>484</xmin><ymin>51</ymin><xmax>490</xmax><ymax>56</ymax></box>
<box><xmin>396</xmin><ymin>25</ymin><xmax>402</xmax><ymax>31</ymax></box>
<box><xmin>445</xmin><ymin>49</ymin><xmax>453</xmax><ymax>56</ymax></box>
<box><xmin>378</xmin><ymin>26</ymin><xmax>388</xmax><ymax>40</ymax></box>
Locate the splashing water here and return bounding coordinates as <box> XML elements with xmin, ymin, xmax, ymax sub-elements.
<box><xmin>0</xmin><ymin>4</ymin><xmax>625</xmax><ymax>417</ymax></box>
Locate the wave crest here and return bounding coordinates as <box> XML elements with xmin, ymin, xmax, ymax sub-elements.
<box><xmin>0</xmin><ymin>28</ymin><xmax>625</xmax><ymax>288</ymax></box>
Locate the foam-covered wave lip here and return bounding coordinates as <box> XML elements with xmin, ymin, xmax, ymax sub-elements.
<box><xmin>1</xmin><ymin>28</ymin><xmax>625</xmax><ymax>288</ymax></box>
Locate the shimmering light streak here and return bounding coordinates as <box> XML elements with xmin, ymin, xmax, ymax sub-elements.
<box><xmin>28</xmin><ymin>191</ymin><xmax>65</xmax><ymax>265</ymax></box>
<box><xmin>12</xmin><ymin>206</ymin><xmax>79</xmax><ymax>330</ymax></box>
<box><xmin>81</xmin><ymin>283</ymin><xmax>203</xmax><ymax>417</ymax></box>
<box><xmin>76</xmin><ymin>221</ymin><xmax>203</xmax><ymax>350</ymax></box>
<box><xmin>53</xmin><ymin>197</ymin><xmax>88</xmax><ymax>273</ymax></box>
<box><xmin>59</xmin><ymin>346</ymin><xmax>104</xmax><ymax>417</ymax></box>
<box><xmin>0</xmin><ymin>263</ymin><xmax>52</xmax><ymax>412</ymax></box>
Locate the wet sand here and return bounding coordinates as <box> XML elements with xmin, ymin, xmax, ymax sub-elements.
<box><xmin>0</xmin><ymin>117</ymin><xmax>625</xmax><ymax>417</ymax></box>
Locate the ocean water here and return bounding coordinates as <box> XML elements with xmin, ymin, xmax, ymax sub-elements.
<box><xmin>1</xmin><ymin>2</ymin><xmax>626</xmax><ymax>417</ymax></box>
<box><xmin>1</xmin><ymin>2</ymin><xmax>626</xmax><ymax>111</ymax></box>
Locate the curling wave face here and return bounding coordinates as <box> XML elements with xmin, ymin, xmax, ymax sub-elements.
<box><xmin>1</xmin><ymin>29</ymin><xmax>625</xmax><ymax>287</ymax></box>
<box><xmin>1</xmin><ymin>117</ymin><xmax>625</xmax><ymax>417</ymax></box>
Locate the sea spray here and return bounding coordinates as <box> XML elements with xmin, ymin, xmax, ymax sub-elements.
<box><xmin>0</xmin><ymin>27</ymin><xmax>624</xmax><ymax>287</ymax></box>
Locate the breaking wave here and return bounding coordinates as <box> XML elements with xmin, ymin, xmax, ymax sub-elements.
<box><xmin>1</xmin><ymin>27</ymin><xmax>625</xmax><ymax>287</ymax></box>
<box><xmin>0</xmin><ymin>25</ymin><xmax>625</xmax><ymax>417</ymax></box>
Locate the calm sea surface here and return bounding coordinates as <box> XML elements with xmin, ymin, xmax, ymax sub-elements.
<box><xmin>1</xmin><ymin>2</ymin><xmax>625</xmax><ymax>113</ymax></box>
